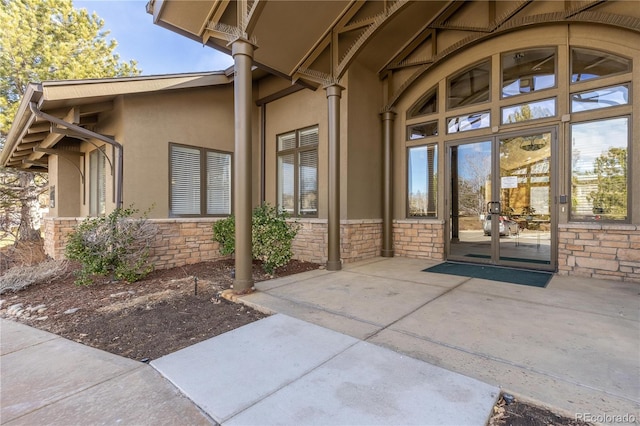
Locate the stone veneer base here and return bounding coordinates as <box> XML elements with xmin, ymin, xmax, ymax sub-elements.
<box><xmin>42</xmin><ymin>218</ymin><xmax>640</xmax><ymax>282</ymax></box>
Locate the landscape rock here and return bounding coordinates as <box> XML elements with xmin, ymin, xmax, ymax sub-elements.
<box><xmin>64</xmin><ymin>308</ymin><xmax>80</xmax><ymax>314</ymax></box>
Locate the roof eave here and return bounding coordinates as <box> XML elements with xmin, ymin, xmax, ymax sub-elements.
<box><xmin>1</xmin><ymin>83</ymin><xmax>43</xmax><ymax>167</ymax></box>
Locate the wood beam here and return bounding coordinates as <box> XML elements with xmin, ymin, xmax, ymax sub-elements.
<box><xmin>198</xmin><ymin>0</ymin><xmax>230</xmax><ymax>36</ymax></box>
<box><xmin>15</xmin><ymin>142</ymin><xmax>40</xmax><ymax>151</ymax></box>
<box><xmin>27</xmin><ymin>122</ymin><xmax>50</xmax><ymax>134</ymax></box>
<box><xmin>245</xmin><ymin>0</ymin><xmax>266</xmax><ymax>36</ymax></box>
<box><xmin>564</xmin><ymin>0</ymin><xmax>606</xmax><ymax>18</ymax></box>
<box><xmin>34</xmin><ymin>147</ymin><xmax>84</xmax><ymax>157</ymax></box>
<box><xmin>79</xmin><ymin>101</ymin><xmax>113</xmax><ymax>116</ymax></box>
<box><xmin>22</xmin><ymin>159</ymin><xmax>48</xmax><ymax>167</ymax></box>
<box><xmin>21</xmin><ymin>134</ymin><xmax>46</xmax><ymax>144</ymax></box>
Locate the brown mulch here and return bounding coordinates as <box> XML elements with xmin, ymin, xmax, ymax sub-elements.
<box><xmin>0</xmin><ymin>258</ymin><xmax>318</xmax><ymax>361</ymax></box>
<box><xmin>0</xmin><ymin>248</ymin><xmax>591</xmax><ymax>426</ymax></box>
<box><xmin>488</xmin><ymin>395</ymin><xmax>592</xmax><ymax>426</ymax></box>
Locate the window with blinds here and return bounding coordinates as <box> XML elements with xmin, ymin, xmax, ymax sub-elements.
<box><xmin>170</xmin><ymin>143</ymin><xmax>232</xmax><ymax>217</ymax></box>
<box><xmin>277</xmin><ymin>126</ymin><xmax>318</xmax><ymax>217</ymax></box>
<box><xmin>89</xmin><ymin>147</ymin><xmax>107</xmax><ymax>217</ymax></box>
<box><xmin>206</xmin><ymin>151</ymin><xmax>231</xmax><ymax>215</ymax></box>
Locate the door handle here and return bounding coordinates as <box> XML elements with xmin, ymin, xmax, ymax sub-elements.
<box><xmin>488</xmin><ymin>201</ymin><xmax>501</xmax><ymax>214</ymax></box>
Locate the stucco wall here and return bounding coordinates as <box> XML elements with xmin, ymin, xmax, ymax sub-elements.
<box><xmin>345</xmin><ymin>61</ymin><xmax>383</xmax><ymax>220</ymax></box>
<box><xmin>119</xmin><ymin>85</ymin><xmax>241</xmax><ymax>218</ymax></box>
<box><xmin>46</xmin><ymin>154</ymin><xmax>81</xmax><ymax>218</ymax></box>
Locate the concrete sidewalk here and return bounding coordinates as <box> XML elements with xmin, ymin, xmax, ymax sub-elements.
<box><xmin>239</xmin><ymin>257</ymin><xmax>640</xmax><ymax>423</ymax></box>
<box><xmin>0</xmin><ymin>319</ymin><xmax>210</xmax><ymax>425</ymax></box>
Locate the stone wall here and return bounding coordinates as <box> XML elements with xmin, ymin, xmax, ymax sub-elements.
<box><xmin>149</xmin><ymin>219</ymin><xmax>225</xmax><ymax>269</ymax></box>
<box><xmin>392</xmin><ymin>219</ymin><xmax>445</xmax><ymax>260</ymax></box>
<box><xmin>43</xmin><ymin>217</ymin><xmax>383</xmax><ymax>270</ymax></box>
<box><xmin>558</xmin><ymin>223</ymin><xmax>640</xmax><ymax>282</ymax></box>
<box><xmin>43</xmin><ymin>217</ymin><xmax>227</xmax><ymax>270</ymax></box>
<box><xmin>43</xmin><ymin>217</ymin><xmax>80</xmax><ymax>261</ymax></box>
<box><xmin>291</xmin><ymin>219</ymin><xmax>382</xmax><ymax>264</ymax></box>
<box><xmin>44</xmin><ymin>217</ymin><xmax>639</xmax><ymax>282</ymax></box>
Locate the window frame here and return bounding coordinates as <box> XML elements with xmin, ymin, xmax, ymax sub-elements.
<box><xmin>89</xmin><ymin>146</ymin><xmax>107</xmax><ymax>217</ymax></box>
<box><xmin>500</xmin><ymin>47</ymin><xmax>558</xmax><ymax>99</ymax></box>
<box><xmin>568</xmin><ymin>115</ymin><xmax>631</xmax><ymax>223</ymax></box>
<box><xmin>406</xmin><ymin>143</ymin><xmax>438</xmax><ymax>218</ymax></box>
<box><xmin>570</xmin><ymin>84</ymin><xmax>630</xmax><ymax>113</ymax></box>
<box><xmin>570</xmin><ymin>47</ymin><xmax>633</xmax><ymax>85</ymax></box>
<box><xmin>407</xmin><ymin>86</ymin><xmax>438</xmax><ymax>119</ymax></box>
<box><xmin>276</xmin><ymin>125</ymin><xmax>319</xmax><ymax>218</ymax></box>
<box><xmin>407</xmin><ymin>120</ymin><xmax>439</xmax><ymax>141</ymax></box>
<box><xmin>446</xmin><ymin>58</ymin><xmax>492</xmax><ymax>110</ymax></box>
<box><xmin>168</xmin><ymin>142</ymin><xmax>233</xmax><ymax>218</ymax></box>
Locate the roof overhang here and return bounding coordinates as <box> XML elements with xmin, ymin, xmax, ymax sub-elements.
<box><xmin>1</xmin><ymin>72</ymin><xmax>232</xmax><ymax>170</ymax></box>
<box><xmin>148</xmin><ymin>0</ymin><xmax>640</xmax><ymax>96</ymax></box>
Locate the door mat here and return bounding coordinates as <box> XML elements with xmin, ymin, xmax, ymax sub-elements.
<box><xmin>423</xmin><ymin>262</ymin><xmax>552</xmax><ymax>288</ymax></box>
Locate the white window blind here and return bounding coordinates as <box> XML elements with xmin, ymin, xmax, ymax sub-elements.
<box><xmin>298</xmin><ymin>150</ymin><xmax>317</xmax><ymax>216</ymax></box>
<box><xmin>206</xmin><ymin>151</ymin><xmax>231</xmax><ymax>215</ymax></box>
<box><xmin>278</xmin><ymin>153</ymin><xmax>295</xmax><ymax>214</ymax></box>
<box><xmin>278</xmin><ymin>132</ymin><xmax>296</xmax><ymax>151</ymax></box>
<box><xmin>89</xmin><ymin>147</ymin><xmax>106</xmax><ymax>216</ymax></box>
<box><xmin>170</xmin><ymin>145</ymin><xmax>200</xmax><ymax>215</ymax></box>
<box><xmin>299</xmin><ymin>127</ymin><xmax>319</xmax><ymax>147</ymax></box>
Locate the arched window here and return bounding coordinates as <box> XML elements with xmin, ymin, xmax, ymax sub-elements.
<box><xmin>502</xmin><ymin>48</ymin><xmax>556</xmax><ymax>98</ymax></box>
<box><xmin>571</xmin><ymin>48</ymin><xmax>631</xmax><ymax>83</ymax></box>
<box><xmin>407</xmin><ymin>86</ymin><xmax>437</xmax><ymax>118</ymax></box>
<box><xmin>447</xmin><ymin>59</ymin><xmax>490</xmax><ymax>109</ymax></box>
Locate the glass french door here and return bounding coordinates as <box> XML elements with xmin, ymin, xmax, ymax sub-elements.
<box><xmin>447</xmin><ymin>128</ymin><xmax>556</xmax><ymax>270</ymax></box>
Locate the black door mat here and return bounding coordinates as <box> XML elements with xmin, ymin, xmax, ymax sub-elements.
<box><xmin>423</xmin><ymin>262</ymin><xmax>552</xmax><ymax>288</ymax></box>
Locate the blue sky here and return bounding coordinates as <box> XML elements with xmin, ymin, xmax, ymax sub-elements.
<box><xmin>74</xmin><ymin>0</ymin><xmax>234</xmax><ymax>75</ymax></box>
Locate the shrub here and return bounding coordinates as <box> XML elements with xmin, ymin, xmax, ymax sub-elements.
<box><xmin>212</xmin><ymin>204</ymin><xmax>299</xmax><ymax>274</ymax></box>
<box><xmin>212</xmin><ymin>214</ymin><xmax>235</xmax><ymax>256</ymax></box>
<box><xmin>65</xmin><ymin>206</ymin><xmax>158</xmax><ymax>285</ymax></box>
<box><xmin>251</xmin><ymin>204</ymin><xmax>299</xmax><ymax>274</ymax></box>
<box><xmin>0</xmin><ymin>259</ymin><xmax>68</xmax><ymax>294</ymax></box>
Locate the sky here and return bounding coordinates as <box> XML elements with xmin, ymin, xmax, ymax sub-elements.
<box><xmin>74</xmin><ymin>0</ymin><xmax>234</xmax><ymax>76</ymax></box>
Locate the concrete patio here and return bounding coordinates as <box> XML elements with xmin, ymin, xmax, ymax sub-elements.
<box><xmin>238</xmin><ymin>257</ymin><xmax>640</xmax><ymax>422</ymax></box>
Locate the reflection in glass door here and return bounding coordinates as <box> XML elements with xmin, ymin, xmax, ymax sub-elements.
<box><xmin>448</xmin><ymin>140</ymin><xmax>493</xmax><ymax>262</ymax></box>
<box><xmin>448</xmin><ymin>129</ymin><xmax>555</xmax><ymax>270</ymax></box>
<box><xmin>498</xmin><ymin>132</ymin><xmax>553</xmax><ymax>267</ymax></box>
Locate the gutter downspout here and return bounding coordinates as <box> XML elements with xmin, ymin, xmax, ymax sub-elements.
<box><xmin>28</xmin><ymin>102</ymin><xmax>124</xmax><ymax>209</ymax></box>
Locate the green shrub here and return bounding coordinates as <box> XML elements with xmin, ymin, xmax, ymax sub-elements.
<box><xmin>212</xmin><ymin>203</ymin><xmax>299</xmax><ymax>274</ymax></box>
<box><xmin>65</xmin><ymin>206</ymin><xmax>158</xmax><ymax>285</ymax></box>
<box><xmin>212</xmin><ymin>214</ymin><xmax>235</xmax><ymax>256</ymax></box>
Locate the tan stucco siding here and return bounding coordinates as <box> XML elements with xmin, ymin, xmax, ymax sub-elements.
<box><xmin>47</xmin><ymin>154</ymin><xmax>81</xmax><ymax>217</ymax></box>
<box><xmin>120</xmin><ymin>85</ymin><xmax>236</xmax><ymax>218</ymax></box>
<box><xmin>345</xmin><ymin>61</ymin><xmax>382</xmax><ymax>219</ymax></box>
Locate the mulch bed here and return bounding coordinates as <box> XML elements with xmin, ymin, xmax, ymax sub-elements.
<box><xmin>0</xmin><ymin>258</ymin><xmax>317</xmax><ymax>361</ymax></box>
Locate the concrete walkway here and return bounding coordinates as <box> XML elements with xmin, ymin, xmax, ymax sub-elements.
<box><xmin>0</xmin><ymin>319</ymin><xmax>210</xmax><ymax>425</ymax></box>
<box><xmin>239</xmin><ymin>257</ymin><xmax>640</xmax><ymax>423</ymax></box>
<box><xmin>2</xmin><ymin>256</ymin><xmax>638</xmax><ymax>425</ymax></box>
